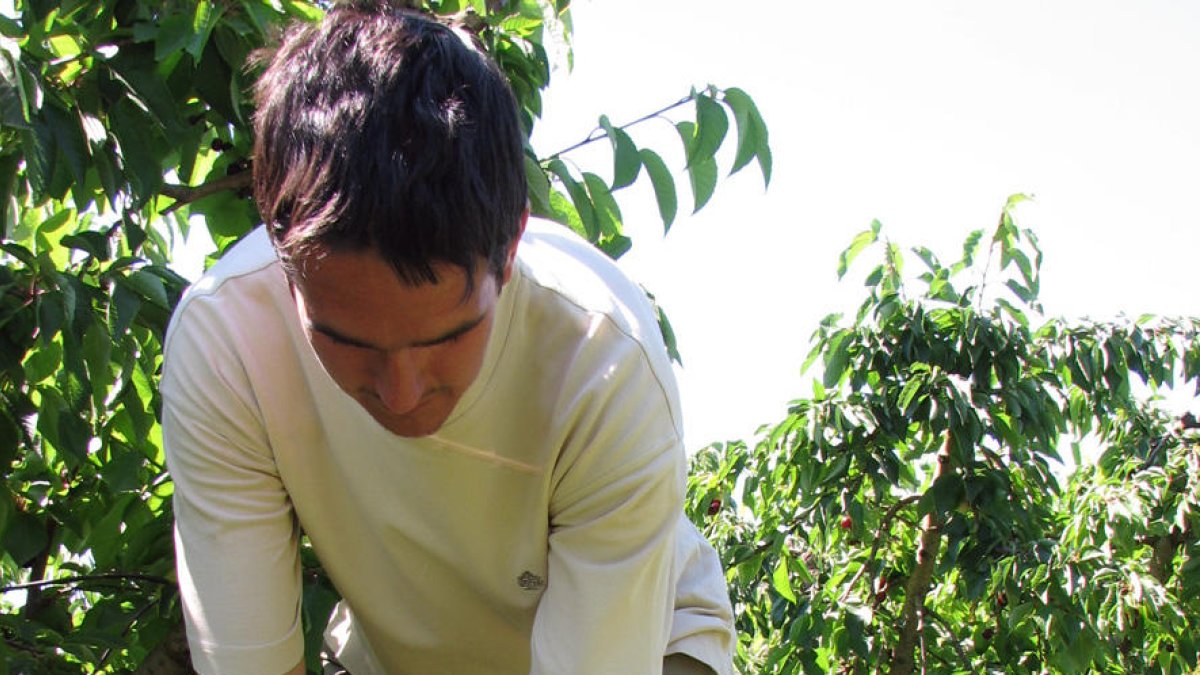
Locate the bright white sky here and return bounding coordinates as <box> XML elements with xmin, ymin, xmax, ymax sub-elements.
<box><xmin>527</xmin><ymin>0</ymin><xmax>1200</xmax><ymax>452</ymax></box>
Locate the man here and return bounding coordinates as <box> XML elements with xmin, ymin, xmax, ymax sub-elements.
<box><xmin>162</xmin><ymin>3</ymin><xmax>734</xmax><ymax>673</ymax></box>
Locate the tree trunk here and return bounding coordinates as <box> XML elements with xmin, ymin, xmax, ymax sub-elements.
<box><xmin>889</xmin><ymin>437</ymin><xmax>954</xmax><ymax>675</ymax></box>
<box><xmin>134</xmin><ymin>620</ymin><xmax>196</xmax><ymax>675</ymax></box>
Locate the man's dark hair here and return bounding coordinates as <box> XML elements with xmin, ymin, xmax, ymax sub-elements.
<box><xmin>252</xmin><ymin>1</ymin><xmax>527</xmax><ymax>286</ymax></box>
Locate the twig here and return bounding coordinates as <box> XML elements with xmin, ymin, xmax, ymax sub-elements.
<box><xmin>924</xmin><ymin>605</ymin><xmax>978</xmax><ymax>674</ymax></box>
<box><xmin>159</xmin><ymin>172</ymin><xmax>253</xmax><ymax>213</ymax></box>
<box><xmin>545</xmin><ymin>93</ymin><xmax>695</xmax><ymax>159</ymax></box>
<box><xmin>98</xmin><ymin>595</ymin><xmax>163</xmax><ymax>668</ymax></box>
<box><xmin>0</xmin><ymin>572</ymin><xmax>172</xmax><ymax>594</ymax></box>
<box><xmin>837</xmin><ymin>495</ymin><xmax>921</xmax><ymax>605</ymax></box>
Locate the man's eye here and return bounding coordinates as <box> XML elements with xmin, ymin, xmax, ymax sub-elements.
<box><xmin>323</xmin><ymin>332</ymin><xmax>370</xmax><ymax>349</ymax></box>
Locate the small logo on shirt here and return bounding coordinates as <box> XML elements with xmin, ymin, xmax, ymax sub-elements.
<box><xmin>517</xmin><ymin>571</ymin><xmax>545</xmax><ymax>591</ymax></box>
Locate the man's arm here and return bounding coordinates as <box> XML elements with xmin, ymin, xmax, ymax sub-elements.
<box><xmin>162</xmin><ymin>298</ymin><xmax>306</xmax><ymax>675</ymax></box>
<box><xmin>282</xmin><ymin>661</ymin><xmax>306</xmax><ymax>675</ymax></box>
<box><xmin>530</xmin><ymin>340</ymin><xmax>686</xmax><ymax>673</ymax></box>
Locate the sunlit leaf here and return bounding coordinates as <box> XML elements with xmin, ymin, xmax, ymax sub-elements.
<box><xmin>597</xmin><ymin>115</ymin><xmax>640</xmax><ymax>189</ymax></box>
<box><xmin>638</xmin><ymin>148</ymin><xmax>677</xmax><ymax>233</ymax></box>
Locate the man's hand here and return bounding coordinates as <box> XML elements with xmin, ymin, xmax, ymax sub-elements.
<box><xmin>283</xmin><ymin>660</ymin><xmax>306</xmax><ymax>675</ymax></box>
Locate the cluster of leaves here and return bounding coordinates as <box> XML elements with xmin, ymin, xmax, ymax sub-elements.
<box><xmin>0</xmin><ymin>0</ymin><xmax>770</xmax><ymax>672</ymax></box>
<box><xmin>688</xmin><ymin>196</ymin><xmax>1200</xmax><ymax>673</ymax></box>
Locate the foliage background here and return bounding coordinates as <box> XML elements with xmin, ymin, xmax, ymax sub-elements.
<box><xmin>0</xmin><ymin>0</ymin><xmax>768</xmax><ymax>672</ymax></box>
<box><xmin>1</xmin><ymin>0</ymin><xmax>1197</xmax><ymax>674</ymax></box>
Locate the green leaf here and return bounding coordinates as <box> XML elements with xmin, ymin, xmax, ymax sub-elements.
<box><xmin>581</xmin><ymin>172</ymin><xmax>622</xmax><ymax>238</ymax></box>
<box><xmin>598</xmin><ymin>115</ymin><xmax>640</xmax><ymax>190</ymax></box>
<box><xmin>188</xmin><ymin>190</ymin><xmax>256</xmax><ymax>239</ymax></box>
<box><xmin>22</xmin><ymin>335</ymin><xmax>60</xmax><ymax>382</ymax></box>
<box><xmin>0</xmin><ymin>153</ymin><xmax>18</xmax><ymax>236</ymax></box>
<box><xmin>679</xmin><ymin>127</ymin><xmax>717</xmax><ymax>214</ymax></box>
<box><xmin>194</xmin><ymin>37</ymin><xmax>237</xmax><ymax>123</ymax></box>
<box><xmin>837</xmin><ymin>224</ymin><xmax>879</xmax><ymax>280</ymax></box>
<box><xmin>723</xmin><ymin>87</ymin><xmax>771</xmax><ymax>185</ymax></box>
<box><xmin>547</xmin><ymin>159</ymin><xmax>596</xmax><ymax>241</ymax></box>
<box><xmin>897</xmin><ymin>375</ymin><xmax>924</xmax><ymax>414</ymax></box>
<box><xmin>638</xmin><ymin>148</ymin><xmax>677</xmax><ymax>233</ymax></box>
<box><xmin>524</xmin><ymin>155</ymin><xmax>552</xmax><ymax>217</ymax></box>
<box><xmin>37</xmin><ymin>290</ymin><xmax>65</xmax><ymax>344</ymax></box>
<box><xmin>772</xmin><ymin>555</ymin><xmax>797</xmax><ymax>603</ymax></box>
<box><xmin>691</xmin><ymin>156</ymin><xmax>715</xmax><ymax>212</ymax></box>
<box><xmin>109</xmin><ymin>100</ymin><xmax>163</xmax><ymax>202</ymax></box>
<box><xmin>0</xmin><ymin>40</ymin><xmax>30</xmax><ymax>129</ymax></box>
<box><xmin>822</xmin><ymin>330</ymin><xmax>852</xmax><ymax>389</ymax></box>
<box><xmin>109</xmin><ymin>282</ymin><xmax>141</xmax><ymax>338</ymax></box>
<box><xmin>689</xmin><ymin>93</ymin><xmax>728</xmax><ymax>169</ymax></box>
<box><xmin>120</xmin><ymin>269</ymin><xmax>170</xmax><ymax>309</ymax></box>
<box><xmin>652</xmin><ymin>300</ymin><xmax>682</xmax><ymax>365</ymax></box>
<box><xmin>282</xmin><ymin>0</ymin><xmax>324</xmax><ymax>21</ymax></box>
<box><xmin>925</xmin><ymin>473</ymin><xmax>965</xmax><ymax>517</ymax></box>
<box><xmin>105</xmin><ymin>53</ymin><xmax>188</xmax><ymax>142</ymax></box>
<box><xmin>188</xmin><ymin>1</ymin><xmax>221</xmax><ymax>59</ymax></box>
<box><xmin>1004</xmin><ymin>279</ymin><xmax>1033</xmax><ymax>304</ymax></box>
<box><xmin>722</xmin><ymin>87</ymin><xmax>757</xmax><ymax>175</ymax></box>
<box><xmin>19</xmin><ymin>121</ymin><xmax>56</xmax><ymax>201</ymax></box>
<box><xmin>302</xmin><ymin>574</ymin><xmax>341</xmax><ymax>673</ymax></box>
<box><xmin>152</xmin><ymin>13</ymin><xmax>193</xmax><ymax>62</ymax></box>
<box><xmin>44</xmin><ymin>103</ymin><xmax>88</xmax><ymax>190</ymax></box>
<box><xmin>546</xmin><ymin>188</ymin><xmax>586</xmax><ymax>239</ymax></box>
<box><xmin>958</xmin><ymin>229</ymin><xmax>984</xmax><ymax>268</ymax></box>
<box><xmin>61</xmin><ymin>231</ymin><xmax>112</xmax><ymax>261</ymax></box>
<box><xmin>598</xmin><ymin>233</ymin><xmax>632</xmax><ymax>260</ymax></box>
<box><xmin>0</xmin><ymin>509</ymin><xmax>48</xmax><ymax>567</ymax></box>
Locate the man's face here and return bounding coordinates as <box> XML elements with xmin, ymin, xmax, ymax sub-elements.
<box><xmin>290</xmin><ymin>246</ymin><xmax>513</xmax><ymax>438</ymax></box>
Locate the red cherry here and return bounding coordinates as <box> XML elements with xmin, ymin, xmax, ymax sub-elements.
<box><xmin>840</xmin><ymin>515</ymin><xmax>853</xmax><ymax>530</ymax></box>
<box><xmin>706</xmin><ymin>498</ymin><xmax>722</xmax><ymax>516</ymax></box>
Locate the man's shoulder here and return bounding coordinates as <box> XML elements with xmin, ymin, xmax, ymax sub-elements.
<box><xmin>180</xmin><ymin>227</ymin><xmax>280</xmax><ymax>300</ymax></box>
<box><xmin>516</xmin><ymin>219</ymin><xmax>656</xmax><ymax>344</ymax></box>
<box><xmin>164</xmin><ymin>226</ymin><xmax>288</xmax><ymax>350</ymax></box>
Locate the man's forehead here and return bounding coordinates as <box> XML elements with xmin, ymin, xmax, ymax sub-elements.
<box><xmin>287</xmin><ymin>244</ymin><xmax>490</xmax><ymax>298</ymax></box>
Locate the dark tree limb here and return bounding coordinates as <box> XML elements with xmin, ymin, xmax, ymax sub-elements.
<box><xmin>133</xmin><ymin>619</ymin><xmax>196</xmax><ymax>675</ymax></box>
<box><xmin>889</xmin><ymin>435</ymin><xmax>954</xmax><ymax>675</ymax></box>
<box><xmin>159</xmin><ymin>172</ymin><xmax>253</xmax><ymax>213</ymax></box>
<box><xmin>0</xmin><ymin>572</ymin><xmax>171</xmax><ymax>594</ymax></box>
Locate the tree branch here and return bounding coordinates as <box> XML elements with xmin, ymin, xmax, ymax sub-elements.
<box><xmin>924</xmin><ymin>605</ymin><xmax>979</xmax><ymax>675</ymax></box>
<box><xmin>133</xmin><ymin>619</ymin><xmax>196</xmax><ymax>675</ymax></box>
<box><xmin>838</xmin><ymin>495</ymin><xmax>920</xmax><ymax>605</ymax></box>
<box><xmin>0</xmin><ymin>572</ymin><xmax>172</xmax><ymax>594</ymax></box>
<box><xmin>890</xmin><ymin>436</ymin><xmax>955</xmax><ymax>675</ymax></box>
<box><xmin>159</xmin><ymin>172</ymin><xmax>253</xmax><ymax>212</ymax></box>
<box><xmin>545</xmin><ymin>93</ymin><xmax>694</xmax><ymax>160</ymax></box>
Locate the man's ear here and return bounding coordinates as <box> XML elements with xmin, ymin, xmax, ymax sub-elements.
<box><xmin>501</xmin><ymin>208</ymin><xmax>528</xmax><ymax>286</ymax></box>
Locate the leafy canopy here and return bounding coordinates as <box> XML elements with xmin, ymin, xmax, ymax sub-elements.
<box><xmin>688</xmin><ymin>196</ymin><xmax>1200</xmax><ymax>673</ymax></box>
<box><xmin>0</xmin><ymin>0</ymin><xmax>770</xmax><ymax>672</ymax></box>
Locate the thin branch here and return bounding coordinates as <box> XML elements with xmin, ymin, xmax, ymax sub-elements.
<box><xmin>976</xmin><ymin>214</ymin><xmax>1002</xmax><ymax>312</ymax></box>
<box><xmin>924</xmin><ymin>605</ymin><xmax>979</xmax><ymax>675</ymax></box>
<box><xmin>98</xmin><ymin>595</ymin><xmax>163</xmax><ymax>668</ymax></box>
<box><xmin>838</xmin><ymin>495</ymin><xmax>921</xmax><ymax>605</ymax></box>
<box><xmin>159</xmin><ymin>172</ymin><xmax>253</xmax><ymax>213</ymax></box>
<box><xmin>0</xmin><ymin>572</ymin><xmax>172</xmax><ymax>594</ymax></box>
<box><xmin>545</xmin><ymin>93</ymin><xmax>694</xmax><ymax>160</ymax></box>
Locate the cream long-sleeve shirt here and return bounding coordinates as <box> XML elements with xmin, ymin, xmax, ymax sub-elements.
<box><xmin>162</xmin><ymin>219</ymin><xmax>735</xmax><ymax>675</ymax></box>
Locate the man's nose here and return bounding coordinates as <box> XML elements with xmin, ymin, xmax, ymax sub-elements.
<box><xmin>374</xmin><ymin>349</ymin><xmax>425</xmax><ymax>414</ymax></box>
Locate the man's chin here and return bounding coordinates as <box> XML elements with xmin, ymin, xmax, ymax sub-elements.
<box><xmin>376</xmin><ymin>416</ymin><xmax>445</xmax><ymax>438</ymax></box>
<box><xmin>361</xmin><ymin>400</ymin><xmax>449</xmax><ymax>438</ymax></box>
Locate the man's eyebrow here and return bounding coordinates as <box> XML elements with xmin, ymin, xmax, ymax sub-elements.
<box><xmin>309</xmin><ymin>312</ymin><xmax>488</xmax><ymax>350</ymax></box>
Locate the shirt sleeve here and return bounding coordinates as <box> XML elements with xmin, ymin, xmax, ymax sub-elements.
<box><xmin>162</xmin><ymin>298</ymin><xmax>304</xmax><ymax>675</ymax></box>
<box><xmin>531</xmin><ymin>340</ymin><xmax>686</xmax><ymax>675</ymax></box>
